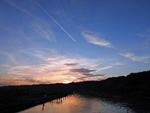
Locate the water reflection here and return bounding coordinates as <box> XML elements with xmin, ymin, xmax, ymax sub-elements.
<box><xmin>19</xmin><ymin>94</ymin><xmax>150</xmax><ymax>113</ymax></box>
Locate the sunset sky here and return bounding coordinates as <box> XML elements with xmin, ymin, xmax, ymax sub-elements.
<box><xmin>0</xmin><ymin>0</ymin><xmax>150</xmax><ymax>85</ymax></box>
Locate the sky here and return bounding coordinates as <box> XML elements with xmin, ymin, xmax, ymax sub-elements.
<box><xmin>0</xmin><ymin>0</ymin><xmax>150</xmax><ymax>85</ymax></box>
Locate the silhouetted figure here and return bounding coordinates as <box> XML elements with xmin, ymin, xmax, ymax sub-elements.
<box><xmin>60</xmin><ymin>98</ymin><xmax>62</xmax><ymax>104</ymax></box>
<box><xmin>42</xmin><ymin>103</ymin><xmax>45</xmax><ymax>111</ymax></box>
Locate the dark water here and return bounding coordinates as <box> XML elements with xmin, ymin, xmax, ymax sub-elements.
<box><xmin>19</xmin><ymin>94</ymin><xmax>150</xmax><ymax>113</ymax></box>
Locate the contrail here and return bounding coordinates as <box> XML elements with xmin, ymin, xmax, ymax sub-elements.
<box><xmin>34</xmin><ymin>0</ymin><xmax>76</xmax><ymax>42</ymax></box>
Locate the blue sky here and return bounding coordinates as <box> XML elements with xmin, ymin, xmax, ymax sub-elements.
<box><xmin>0</xmin><ymin>0</ymin><xmax>150</xmax><ymax>85</ymax></box>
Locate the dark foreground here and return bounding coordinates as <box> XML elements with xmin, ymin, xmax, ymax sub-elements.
<box><xmin>0</xmin><ymin>71</ymin><xmax>150</xmax><ymax>113</ymax></box>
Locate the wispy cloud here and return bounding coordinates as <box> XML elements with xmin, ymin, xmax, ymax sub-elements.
<box><xmin>138</xmin><ymin>30</ymin><xmax>150</xmax><ymax>39</ymax></box>
<box><xmin>5</xmin><ymin>0</ymin><xmax>36</xmax><ymax>18</ymax></box>
<box><xmin>112</xmin><ymin>62</ymin><xmax>126</xmax><ymax>66</ymax></box>
<box><xmin>31</xmin><ymin>21</ymin><xmax>55</xmax><ymax>42</ymax></box>
<box><xmin>120</xmin><ymin>52</ymin><xmax>150</xmax><ymax>63</ymax></box>
<box><xmin>0</xmin><ymin>50</ymin><xmax>18</xmax><ymax>65</ymax></box>
<box><xmin>0</xmin><ymin>74</ymin><xmax>51</xmax><ymax>85</ymax></box>
<box><xmin>0</xmin><ymin>49</ymin><xmax>108</xmax><ymax>85</ymax></box>
<box><xmin>97</xmin><ymin>66</ymin><xmax>113</xmax><ymax>72</ymax></box>
<box><xmin>0</xmin><ymin>48</ymin><xmax>128</xmax><ymax>85</ymax></box>
<box><xmin>137</xmin><ymin>29</ymin><xmax>150</xmax><ymax>49</ymax></box>
<box><xmin>4</xmin><ymin>0</ymin><xmax>56</xmax><ymax>43</ymax></box>
<box><xmin>95</xmin><ymin>62</ymin><xmax>126</xmax><ymax>73</ymax></box>
<box><xmin>82</xmin><ymin>31</ymin><xmax>112</xmax><ymax>48</ymax></box>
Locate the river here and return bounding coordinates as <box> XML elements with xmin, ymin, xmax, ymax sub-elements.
<box><xmin>18</xmin><ymin>94</ymin><xmax>150</xmax><ymax>113</ymax></box>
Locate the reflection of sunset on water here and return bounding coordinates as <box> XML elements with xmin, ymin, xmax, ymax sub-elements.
<box><xmin>19</xmin><ymin>94</ymin><xmax>133</xmax><ymax>113</ymax></box>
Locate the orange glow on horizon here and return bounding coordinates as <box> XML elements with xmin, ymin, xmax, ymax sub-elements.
<box><xmin>62</xmin><ymin>80</ymin><xmax>72</xmax><ymax>84</ymax></box>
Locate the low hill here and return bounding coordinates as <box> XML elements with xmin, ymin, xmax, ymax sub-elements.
<box><xmin>71</xmin><ymin>71</ymin><xmax>150</xmax><ymax>98</ymax></box>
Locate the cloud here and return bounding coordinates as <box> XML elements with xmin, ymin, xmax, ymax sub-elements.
<box><xmin>112</xmin><ymin>62</ymin><xmax>126</xmax><ymax>66</ymax></box>
<box><xmin>0</xmin><ymin>48</ymin><xmax>127</xmax><ymax>85</ymax></box>
<box><xmin>83</xmin><ymin>73</ymin><xmax>104</xmax><ymax>77</ymax></box>
<box><xmin>0</xmin><ymin>50</ymin><xmax>18</xmax><ymax>65</ymax></box>
<box><xmin>1</xmin><ymin>49</ymin><xmax>127</xmax><ymax>85</ymax></box>
<box><xmin>69</xmin><ymin>67</ymin><xmax>107</xmax><ymax>82</ymax></box>
<box><xmin>94</xmin><ymin>62</ymin><xmax>126</xmax><ymax>73</ymax></box>
<box><xmin>5</xmin><ymin>0</ymin><xmax>36</xmax><ymax>18</ymax></box>
<box><xmin>74</xmin><ymin>74</ymin><xmax>107</xmax><ymax>82</ymax></box>
<box><xmin>137</xmin><ymin>30</ymin><xmax>150</xmax><ymax>49</ymax></box>
<box><xmin>70</xmin><ymin>68</ymin><xmax>96</xmax><ymax>74</ymax></box>
<box><xmin>0</xmin><ymin>74</ymin><xmax>50</xmax><ymax>85</ymax></box>
<box><xmin>31</xmin><ymin>21</ymin><xmax>55</xmax><ymax>42</ymax></box>
<box><xmin>138</xmin><ymin>30</ymin><xmax>150</xmax><ymax>39</ymax></box>
<box><xmin>0</xmin><ymin>65</ymin><xmax>12</xmax><ymax>68</ymax></box>
<box><xmin>97</xmin><ymin>66</ymin><xmax>113</xmax><ymax>72</ymax></box>
<box><xmin>120</xmin><ymin>52</ymin><xmax>150</xmax><ymax>63</ymax></box>
<box><xmin>0</xmin><ymin>49</ymin><xmax>104</xmax><ymax>85</ymax></box>
<box><xmin>82</xmin><ymin>31</ymin><xmax>112</xmax><ymax>48</ymax></box>
<box><xmin>5</xmin><ymin>0</ymin><xmax>56</xmax><ymax>42</ymax></box>
<box><xmin>25</xmin><ymin>78</ymin><xmax>51</xmax><ymax>84</ymax></box>
<box><xmin>64</xmin><ymin>63</ymin><xmax>79</xmax><ymax>66</ymax></box>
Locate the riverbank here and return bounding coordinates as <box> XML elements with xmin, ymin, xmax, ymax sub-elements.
<box><xmin>0</xmin><ymin>84</ymin><xmax>72</xmax><ymax>113</ymax></box>
<box><xmin>1</xmin><ymin>93</ymin><xmax>69</xmax><ymax>113</ymax></box>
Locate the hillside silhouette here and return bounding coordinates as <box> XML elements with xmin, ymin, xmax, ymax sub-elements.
<box><xmin>0</xmin><ymin>70</ymin><xmax>150</xmax><ymax>112</ymax></box>
<box><xmin>71</xmin><ymin>71</ymin><xmax>150</xmax><ymax>98</ymax></box>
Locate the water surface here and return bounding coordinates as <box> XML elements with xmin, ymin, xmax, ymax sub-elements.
<box><xmin>19</xmin><ymin>94</ymin><xmax>149</xmax><ymax>113</ymax></box>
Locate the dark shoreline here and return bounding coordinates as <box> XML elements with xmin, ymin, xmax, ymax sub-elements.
<box><xmin>1</xmin><ymin>94</ymin><xmax>69</xmax><ymax>113</ymax></box>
